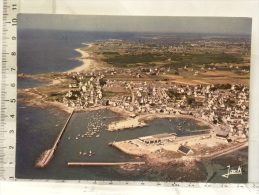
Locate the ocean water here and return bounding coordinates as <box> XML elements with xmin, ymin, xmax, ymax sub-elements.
<box><xmin>18</xmin><ymin>29</ymin><xmax>137</xmax><ymax>75</ymax></box>
<box><xmin>16</xmin><ymin>29</ymin><xmax>247</xmax><ymax>182</ymax></box>
<box><xmin>17</xmin><ymin>77</ymin><xmax>50</xmax><ymax>89</ymax></box>
<box><xmin>16</xmin><ymin>102</ymin><xmax>210</xmax><ymax>180</ymax></box>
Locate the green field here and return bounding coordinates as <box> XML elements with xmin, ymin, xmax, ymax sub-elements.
<box><xmin>103</xmin><ymin>52</ymin><xmax>244</xmax><ymax>68</ymax></box>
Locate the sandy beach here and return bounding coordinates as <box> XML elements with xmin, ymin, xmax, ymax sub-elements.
<box><xmin>67</xmin><ymin>43</ymin><xmax>97</xmax><ymax>73</ymax></box>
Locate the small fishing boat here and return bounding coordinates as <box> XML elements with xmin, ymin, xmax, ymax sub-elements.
<box><xmin>68</xmin><ymin>137</ymin><xmax>71</xmax><ymax>140</ymax></box>
<box><xmin>76</xmin><ymin>137</ymin><xmax>78</xmax><ymax>140</ymax></box>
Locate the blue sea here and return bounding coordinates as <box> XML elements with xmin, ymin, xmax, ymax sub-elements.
<box><xmin>16</xmin><ymin>29</ymin><xmax>247</xmax><ymax>182</ymax></box>
<box><xmin>18</xmin><ymin>29</ymin><xmax>138</xmax><ymax>75</ymax></box>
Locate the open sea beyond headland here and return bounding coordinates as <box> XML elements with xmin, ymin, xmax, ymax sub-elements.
<box><xmin>17</xmin><ymin>29</ymin><xmax>247</xmax><ymax>182</ymax></box>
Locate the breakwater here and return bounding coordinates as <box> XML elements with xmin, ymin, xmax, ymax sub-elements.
<box><xmin>67</xmin><ymin>162</ymin><xmax>145</xmax><ymax>166</ymax></box>
<box><xmin>35</xmin><ymin>109</ymin><xmax>74</xmax><ymax>168</ymax></box>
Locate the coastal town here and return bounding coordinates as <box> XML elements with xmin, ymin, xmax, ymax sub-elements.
<box><xmin>62</xmin><ymin>70</ymin><xmax>249</xmax><ymax>139</ymax></box>
<box><xmin>18</xmin><ymin>35</ymin><xmax>250</xmax><ymax>180</ymax></box>
<box><xmin>50</xmin><ymin>65</ymin><xmax>248</xmax><ymax>159</ymax></box>
<box><xmin>59</xmin><ymin>36</ymin><xmax>250</xmax><ymax>140</ymax></box>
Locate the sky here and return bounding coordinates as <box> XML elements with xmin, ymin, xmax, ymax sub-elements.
<box><xmin>18</xmin><ymin>14</ymin><xmax>252</xmax><ymax>35</ymax></box>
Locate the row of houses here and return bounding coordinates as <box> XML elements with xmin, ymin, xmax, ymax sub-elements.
<box><xmin>62</xmin><ymin>72</ymin><xmax>249</xmax><ymax>139</ymax></box>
